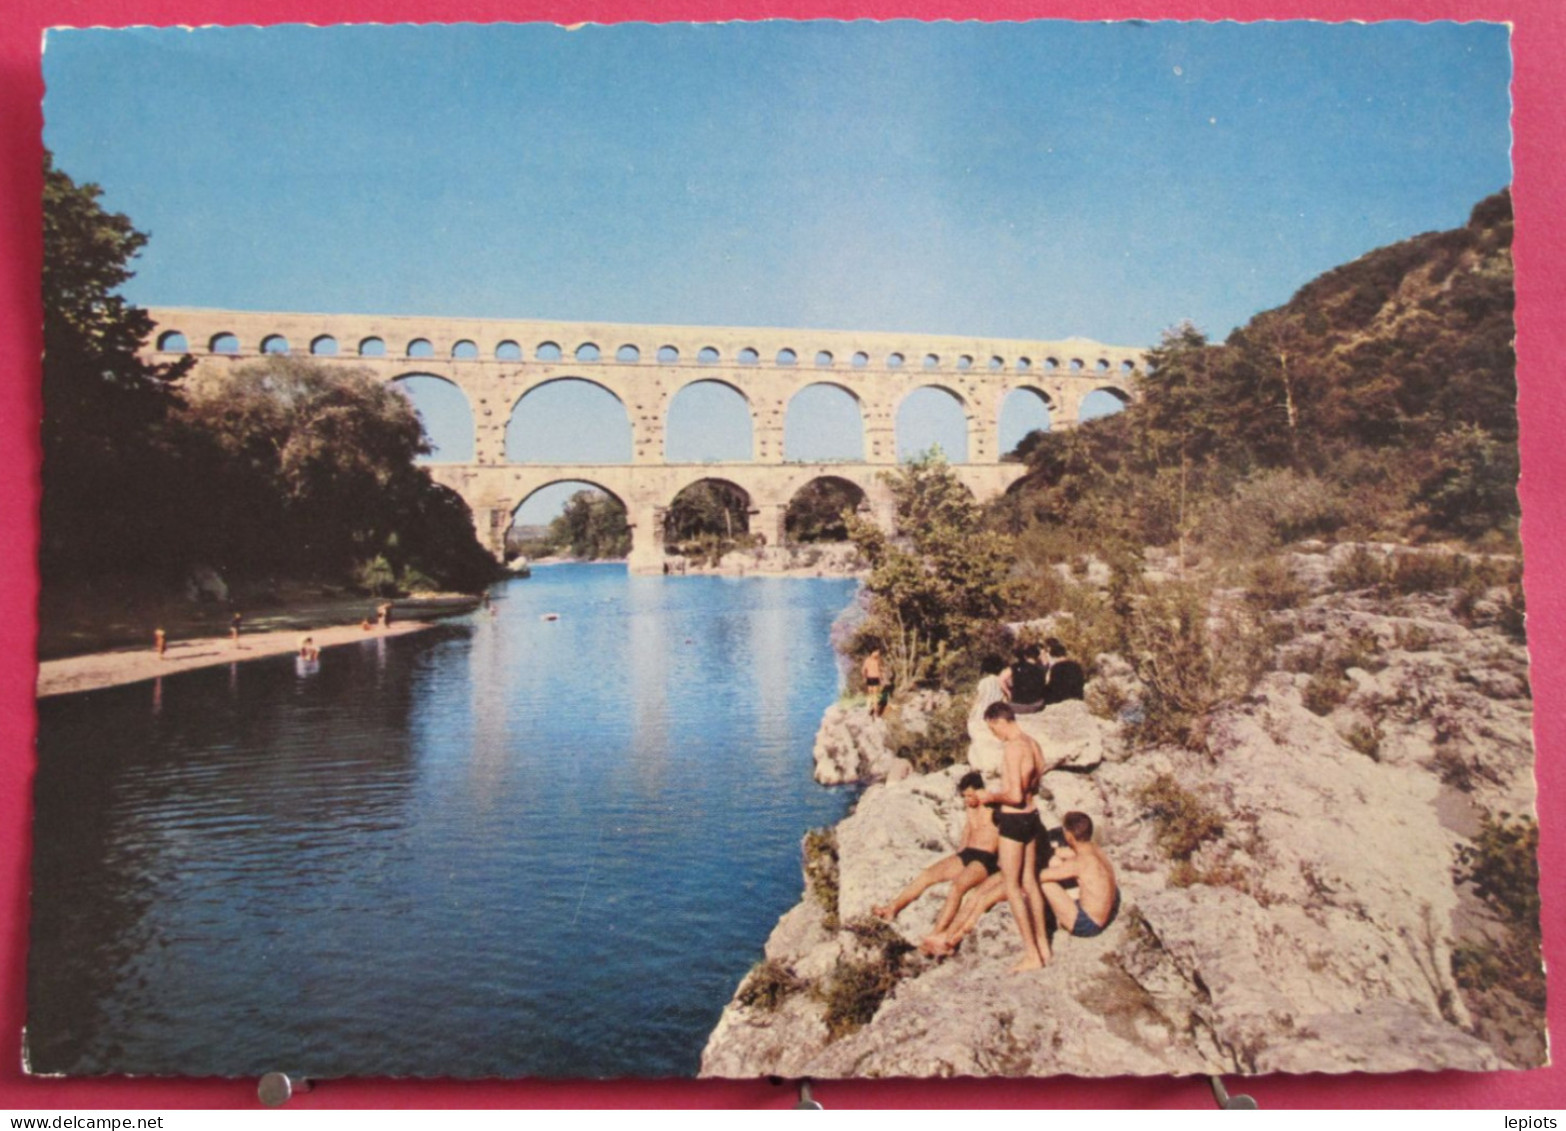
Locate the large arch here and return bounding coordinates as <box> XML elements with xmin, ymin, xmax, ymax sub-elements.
<box><xmin>784</xmin><ymin>475</ymin><xmax>868</xmax><ymax>543</ymax></box>
<box><xmin>998</xmin><ymin>386</ymin><xmax>1053</xmax><ymax>457</ymax></box>
<box><xmin>389</xmin><ymin>373</ymin><xmax>476</xmax><ymax>463</ymax></box>
<box><xmin>505</xmin><ymin>377</ymin><xmax>632</xmax><ymax>464</ymax></box>
<box><xmin>896</xmin><ymin>385</ymin><xmax>969</xmax><ymax>462</ymax></box>
<box><xmin>664</xmin><ymin>379</ymin><xmax>754</xmax><ymax>462</ymax></box>
<box><xmin>507</xmin><ymin>479</ymin><xmax>631</xmax><ymax>562</ymax></box>
<box><xmin>664</xmin><ymin>476</ymin><xmax>752</xmax><ymax>544</ymax></box>
<box><xmin>784</xmin><ymin>382</ymin><xmax>865</xmax><ymax>462</ymax></box>
<box><xmin>1079</xmin><ymin>386</ymin><xmax>1131</xmax><ymax>423</ymax></box>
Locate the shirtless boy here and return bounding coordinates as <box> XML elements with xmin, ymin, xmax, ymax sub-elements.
<box><xmin>872</xmin><ymin>772</ymin><xmax>999</xmax><ymax>934</ymax></box>
<box><xmin>1037</xmin><ymin>811</ymin><xmax>1120</xmax><ymax>938</ymax></box>
<box><xmin>978</xmin><ymin>701</ymin><xmax>1050</xmax><ymax>971</ymax></box>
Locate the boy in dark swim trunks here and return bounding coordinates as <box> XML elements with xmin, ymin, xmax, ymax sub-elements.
<box><xmin>977</xmin><ymin>701</ymin><xmax>1050</xmax><ymax>971</ymax></box>
<box><xmin>1037</xmin><ymin>811</ymin><xmax>1120</xmax><ymax>938</ymax></box>
<box><xmin>873</xmin><ymin>772</ymin><xmax>999</xmax><ymax>935</ymax></box>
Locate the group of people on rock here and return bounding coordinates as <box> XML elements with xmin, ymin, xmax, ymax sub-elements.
<box><xmin>871</xmin><ymin>641</ymin><xmax>1117</xmax><ymax>972</ymax></box>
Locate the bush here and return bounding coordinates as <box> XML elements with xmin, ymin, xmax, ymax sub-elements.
<box><xmin>1451</xmin><ymin>812</ymin><xmax>1544</xmax><ymax>1011</ymax></box>
<box><xmin>1204</xmin><ymin>469</ymin><xmax>1350</xmax><ymax>561</ymax></box>
<box><xmin>814</xmin><ymin>916</ymin><xmax>917</xmax><ymax>1040</ymax></box>
<box><xmin>887</xmin><ymin>694</ymin><xmax>971</xmax><ymax>774</ymax></box>
<box><xmin>1342</xmin><ymin>721</ymin><xmax>1382</xmax><ymax>761</ymax></box>
<box><xmin>1391</xmin><ymin>551</ymin><xmax>1473</xmax><ymax>595</ymax></box>
<box><xmin>1136</xmin><ymin>773</ymin><xmax>1225</xmax><ymax>862</ymax></box>
<box><xmin>1302</xmin><ymin>671</ymin><xmax>1352</xmax><ymax>716</ymax></box>
<box><xmin>803</xmin><ymin>828</ymin><xmax>840</xmax><ymax>928</ymax></box>
<box><xmin>356</xmin><ymin>554</ymin><xmax>399</xmax><ymax>596</ymax></box>
<box><xmin>1247</xmin><ymin>557</ymin><xmax>1310</xmax><ymax>611</ymax></box>
<box><xmin>1330</xmin><ymin>546</ymin><xmax>1391</xmax><ymax>591</ymax></box>
<box><xmin>737</xmin><ymin>959</ymin><xmax>807</xmax><ymax>1013</ymax></box>
<box><xmin>1395</xmin><ymin>622</ymin><xmax>1437</xmax><ymax>652</ymax></box>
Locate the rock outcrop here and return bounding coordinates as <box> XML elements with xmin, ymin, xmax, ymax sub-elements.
<box><xmin>703</xmin><ymin>555</ymin><xmax>1541</xmax><ymax>1078</ymax></box>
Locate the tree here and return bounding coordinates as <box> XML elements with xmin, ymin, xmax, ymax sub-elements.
<box><xmin>664</xmin><ymin>480</ymin><xmax>749</xmax><ymax>543</ymax></box>
<box><xmin>40</xmin><ymin>154</ymin><xmax>193</xmax><ymax>574</ymax></box>
<box><xmin>547</xmin><ymin>490</ymin><xmax>631</xmax><ymax>559</ymax></box>
<box><xmin>785</xmin><ymin>478</ymin><xmax>864</xmax><ymax>543</ymax></box>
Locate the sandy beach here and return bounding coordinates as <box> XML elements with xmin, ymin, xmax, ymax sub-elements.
<box><xmin>37</xmin><ymin>620</ymin><xmax>437</xmax><ymax>699</ymax></box>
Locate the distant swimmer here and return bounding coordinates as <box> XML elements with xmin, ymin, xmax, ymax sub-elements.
<box><xmin>872</xmin><ymin>771</ymin><xmax>1000</xmax><ymax>938</ymax></box>
<box><xmin>298</xmin><ymin>635</ymin><xmax>320</xmax><ymax>662</ymax></box>
<box><xmin>377</xmin><ymin>602</ymin><xmax>393</xmax><ymax>629</ymax></box>
<box><xmin>154</xmin><ymin>627</ymin><xmax>167</xmax><ymax>659</ymax></box>
<box><xmin>229</xmin><ymin>611</ymin><xmax>244</xmax><ymax>648</ymax></box>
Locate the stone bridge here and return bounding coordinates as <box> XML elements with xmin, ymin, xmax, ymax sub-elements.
<box><xmin>146</xmin><ymin>308</ymin><xmax>1144</xmax><ymax>572</ymax></box>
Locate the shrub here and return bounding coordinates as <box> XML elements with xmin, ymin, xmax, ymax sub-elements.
<box><xmin>814</xmin><ymin>916</ymin><xmax>917</xmax><ymax>1040</ymax></box>
<box><xmin>1451</xmin><ymin>812</ymin><xmax>1544</xmax><ymax>1011</ymax></box>
<box><xmin>1205</xmin><ymin>469</ymin><xmax>1350</xmax><ymax>561</ymax></box>
<box><xmin>887</xmin><ymin>694</ymin><xmax>970</xmax><ymax>774</ymax></box>
<box><xmin>355</xmin><ymin>554</ymin><xmax>399</xmax><ymax>596</ymax></box>
<box><xmin>1342</xmin><ymin>721</ymin><xmax>1382</xmax><ymax>761</ymax></box>
<box><xmin>1136</xmin><ymin>773</ymin><xmax>1225</xmax><ymax>862</ymax></box>
<box><xmin>1247</xmin><ymin>557</ymin><xmax>1310</xmax><ymax>612</ymax></box>
<box><xmin>737</xmin><ymin>959</ymin><xmax>807</xmax><ymax>1012</ymax></box>
<box><xmin>1390</xmin><ymin>551</ymin><xmax>1473</xmax><ymax>595</ymax></box>
<box><xmin>1498</xmin><ymin>583</ymin><xmax>1526</xmax><ymax>643</ymax></box>
<box><xmin>1330</xmin><ymin>546</ymin><xmax>1391</xmax><ymax>591</ymax></box>
<box><xmin>803</xmin><ymin>827</ymin><xmax>840</xmax><ymax>928</ymax></box>
<box><xmin>1395</xmin><ymin>622</ymin><xmax>1437</xmax><ymax>652</ymax></box>
<box><xmin>1302</xmin><ymin>671</ymin><xmax>1352</xmax><ymax>716</ymax></box>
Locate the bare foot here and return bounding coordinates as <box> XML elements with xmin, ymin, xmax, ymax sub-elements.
<box><xmin>920</xmin><ymin>934</ymin><xmax>956</xmax><ymax>957</ymax></box>
<box><xmin>871</xmin><ymin>904</ymin><xmax>896</xmax><ymax>921</ymax></box>
<box><xmin>1011</xmin><ymin>953</ymin><xmax>1046</xmax><ymax>973</ymax></box>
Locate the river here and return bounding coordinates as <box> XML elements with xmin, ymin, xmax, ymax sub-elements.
<box><xmin>29</xmin><ymin>564</ymin><xmax>859</xmax><ymax>1079</ymax></box>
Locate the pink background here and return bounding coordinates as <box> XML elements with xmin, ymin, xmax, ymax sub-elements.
<box><xmin>1</xmin><ymin>0</ymin><xmax>1561</xmax><ymax>1110</ymax></box>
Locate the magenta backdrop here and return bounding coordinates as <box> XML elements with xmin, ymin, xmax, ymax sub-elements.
<box><xmin>0</xmin><ymin>0</ymin><xmax>1560</xmax><ymax>1110</ymax></box>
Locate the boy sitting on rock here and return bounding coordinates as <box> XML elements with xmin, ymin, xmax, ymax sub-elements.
<box><xmin>872</xmin><ymin>771</ymin><xmax>1000</xmax><ymax>938</ymax></box>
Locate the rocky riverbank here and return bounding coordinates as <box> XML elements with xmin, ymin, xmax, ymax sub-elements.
<box><xmin>700</xmin><ymin>544</ymin><xmax>1542</xmax><ymax>1078</ymax></box>
<box><xmin>664</xmin><ymin>541</ymin><xmax>867</xmax><ymax>579</ymax></box>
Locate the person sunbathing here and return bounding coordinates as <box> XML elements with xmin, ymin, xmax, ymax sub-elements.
<box><xmin>873</xmin><ymin>772</ymin><xmax>1000</xmax><ymax>936</ymax></box>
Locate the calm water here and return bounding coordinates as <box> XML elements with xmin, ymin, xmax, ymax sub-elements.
<box><xmin>30</xmin><ymin>564</ymin><xmax>857</xmax><ymax>1078</ymax></box>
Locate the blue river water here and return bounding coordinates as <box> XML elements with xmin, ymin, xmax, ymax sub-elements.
<box><xmin>29</xmin><ymin>564</ymin><xmax>858</xmax><ymax>1078</ymax></box>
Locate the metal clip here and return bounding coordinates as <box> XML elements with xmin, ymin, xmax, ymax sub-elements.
<box><xmin>258</xmin><ymin>1072</ymin><xmax>312</xmax><ymax>1107</ymax></box>
<box><xmin>1209</xmin><ymin>1076</ymin><xmax>1258</xmax><ymax>1109</ymax></box>
<box><xmin>794</xmin><ymin>1080</ymin><xmax>824</xmax><ymax>1109</ymax></box>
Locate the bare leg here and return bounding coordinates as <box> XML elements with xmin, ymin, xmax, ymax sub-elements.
<box><xmin>921</xmin><ymin>874</ymin><xmax>1004</xmax><ymax>955</ymax></box>
<box><xmin>1023</xmin><ymin>837</ymin><xmax>1050</xmax><ymax>963</ymax></box>
<box><xmin>1040</xmin><ymin>880</ymin><xmax>1083</xmax><ymax>938</ymax></box>
<box><xmin>932</xmin><ymin>862</ymin><xmax>991</xmax><ymax>935</ymax></box>
<box><xmin>873</xmin><ymin>855</ymin><xmax>964</xmax><ymax>920</ymax></box>
<box><xmin>998</xmin><ymin>835</ymin><xmax>1047</xmax><ymax>972</ymax></box>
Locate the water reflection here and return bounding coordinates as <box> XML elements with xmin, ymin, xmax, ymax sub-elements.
<box><xmin>31</xmin><ymin>565</ymin><xmax>856</xmax><ymax>1078</ymax></box>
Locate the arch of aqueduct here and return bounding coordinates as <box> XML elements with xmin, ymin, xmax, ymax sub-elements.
<box><xmin>146</xmin><ymin>308</ymin><xmax>1144</xmax><ymax>573</ymax></box>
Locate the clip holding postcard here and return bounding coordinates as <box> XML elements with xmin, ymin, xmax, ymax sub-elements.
<box><xmin>1208</xmin><ymin>1077</ymin><xmax>1258</xmax><ymax>1110</ymax></box>
<box><xmin>794</xmin><ymin>1080</ymin><xmax>824</xmax><ymax>1109</ymax></box>
<box><xmin>257</xmin><ymin>1072</ymin><xmax>312</xmax><ymax>1107</ymax></box>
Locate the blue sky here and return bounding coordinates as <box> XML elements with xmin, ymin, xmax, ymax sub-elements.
<box><xmin>43</xmin><ymin>21</ymin><xmax>1512</xmax><ymax>524</ymax></box>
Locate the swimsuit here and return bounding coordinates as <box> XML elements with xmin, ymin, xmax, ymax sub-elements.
<box><xmin>994</xmin><ymin>808</ymin><xmax>1043</xmax><ymax>844</ymax></box>
<box><xmin>1070</xmin><ymin>888</ymin><xmax>1121</xmax><ymax>938</ymax></box>
<box><xmin>958</xmin><ymin>847</ymin><xmax>1000</xmax><ymax>875</ymax></box>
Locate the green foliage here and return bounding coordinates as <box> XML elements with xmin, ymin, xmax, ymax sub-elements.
<box><xmin>886</xmin><ymin>694</ymin><xmax>971</xmax><ymax>774</ymax></box>
<box><xmin>1451</xmin><ymin>812</ymin><xmax>1544</xmax><ymax>1010</ymax></box>
<box><xmin>785</xmin><ymin>477</ymin><xmax>864</xmax><ymax>543</ymax></box>
<box><xmin>1136</xmin><ymin>773</ymin><xmax>1226</xmax><ymax>864</ymax></box>
<box><xmin>545</xmin><ymin>489</ymin><xmax>631</xmax><ymax>560</ymax></box>
<box><xmin>665</xmin><ymin>480</ymin><xmax>749</xmax><ymax>543</ymax></box>
<box><xmin>1330</xmin><ymin>546</ymin><xmax>1391</xmax><ymax>591</ymax></box>
<box><xmin>803</xmin><ymin>827</ymin><xmax>840</xmax><ymax>929</ymax></box>
<box><xmin>815</xmin><ymin>916</ymin><xmax>917</xmax><ymax>1041</ymax></box>
<box><xmin>846</xmin><ymin>452</ymin><xmax>1015</xmax><ymax>692</ymax></box>
<box><xmin>737</xmin><ymin>959</ymin><xmax>807</xmax><ymax>1013</ymax></box>
<box><xmin>1418</xmin><ymin>424</ymin><xmax>1520</xmax><ymax>539</ymax></box>
<box><xmin>1301</xmin><ymin>671</ymin><xmax>1352</xmax><ymax>716</ymax></box>
<box><xmin>1246</xmin><ymin>557</ymin><xmax>1310</xmax><ymax>612</ymax></box>
<box><xmin>1342</xmin><ymin>721</ymin><xmax>1382</xmax><ymax>761</ymax></box>
<box><xmin>356</xmin><ymin>555</ymin><xmax>398</xmax><ymax>597</ymax></box>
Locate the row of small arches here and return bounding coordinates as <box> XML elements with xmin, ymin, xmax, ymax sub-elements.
<box><xmin>156</xmin><ymin>330</ymin><xmax>1143</xmax><ymax>376</ymax></box>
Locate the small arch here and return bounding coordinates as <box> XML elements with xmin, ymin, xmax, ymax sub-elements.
<box><xmin>496</xmin><ymin>340</ymin><xmax>523</xmax><ymax>361</ymax></box>
<box><xmin>406</xmin><ymin>338</ymin><xmax>434</xmax><ymax>359</ymax></box>
<box><xmin>1079</xmin><ymin>387</ymin><xmax>1131</xmax><ymax>422</ymax></box>
<box><xmin>999</xmin><ymin>387</ymin><xmax>1053</xmax><ymax>456</ymax></box>
<box><xmin>390</xmin><ymin>373</ymin><xmax>475</xmax><ymax>463</ymax></box>
<box><xmin>923</xmin><ymin>353</ymin><xmax>940</xmax><ymax>370</ymax></box>
<box><xmin>1069</xmin><ymin>358</ymin><xmax>1084</xmax><ymax>372</ymax></box>
<box><xmin>506</xmin><ymin>377</ymin><xmax>632</xmax><ymax>464</ymax></box>
<box><xmin>666</xmin><ymin>380</ymin><xmax>754</xmax><ymax>462</ymax></box>
<box><xmin>1017</xmin><ymin>357</ymin><xmax>1032</xmax><ymax>372</ymax></box>
<box><xmin>887</xmin><ymin>352</ymin><xmax>905</xmax><ymax>369</ymax></box>
<box><xmin>956</xmin><ymin>355</ymin><xmax>973</xmax><ymax>371</ymax></box>
<box><xmin>575</xmin><ymin>342</ymin><xmax>601</xmax><ymax>362</ymax></box>
<box><xmin>785</xmin><ymin>476</ymin><xmax>868</xmax><ymax>543</ymax></box>
<box><xmin>1120</xmin><ymin>359</ymin><xmax>1136</xmax><ymax>373</ymax></box>
<box><xmin>665</xmin><ymin>478</ymin><xmax>751</xmax><ymax>545</ymax></box>
<box><xmin>261</xmin><ymin>334</ymin><xmax>290</xmax><ymax>355</ymax></box>
<box><xmin>616</xmin><ymin>344</ymin><xmax>641</xmax><ymax>363</ymax></box>
<box><xmin>210</xmin><ymin>332</ymin><xmax>240</xmax><ymax>355</ymax></box>
<box><xmin>1043</xmin><ymin>357</ymin><xmax>1059</xmax><ymax>371</ymax></box>
<box><xmin>157</xmin><ymin>330</ymin><xmax>188</xmax><ymax>352</ymax></box>
<box><xmin>851</xmin><ymin>351</ymin><xmax>870</xmax><ymax>369</ymax></box>
<box><xmin>359</xmin><ymin>337</ymin><xmax>387</xmax><ymax>358</ymax></box>
<box><xmin>815</xmin><ymin>350</ymin><xmax>834</xmax><ymax>367</ymax></box>
<box><xmin>988</xmin><ymin>355</ymin><xmax>1005</xmax><ymax>371</ymax></box>
<box><xmin>657</xmin><ymin>345</ymin><xmax>680</xmax><ymax>363</ymax></box>
<box><xmin>786</xmin><ymin>383</ymin><xmax>864</xmax><ymax>462</ymax></box>
<box><xmin>1096</xmin><ymin>358</ymin><xmax>1111</xmax><ymax>372</ymax></box>
<box><xmin>536</xmin><ymin>341</ymin><xmax>562</xmax><ymax>362</ymax></box>
<box><xmin>897</xmin><ymin>386</ymin><xmax>968</xmax><ymax>462</ymax></box>
<box><xmin>310</xmin><ymin>334</ymin><xmax>339</xmax><ymax>357</ymax></box>
<box><xmin>776</xmin><ymin>348</ymin><xmax>798</xmax><ymax>366</ymax></box>
<box><xmin>698</xmin><ymin>346</ymin><xmax>720</xmax><ymax>365</ymax></box>
<box><xmin>508</xmin><ymin>482</ymin><xmax>630</xmax><ymax>562</ymax></box>
<box><xmin>452</xmin><ymin>339</ymin><xmax>479</xmax><ymax>360</ymax></box>
<box><xmin>737</xmin><ymin>347</ymin><xmax>759</xmax><ymax>365</ymax></box>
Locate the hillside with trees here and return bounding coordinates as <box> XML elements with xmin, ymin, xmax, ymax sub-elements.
<box><xmin>40</xmin><ymin>156</ymin><xmax>497</xmax><ymax>653</ymax></box>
